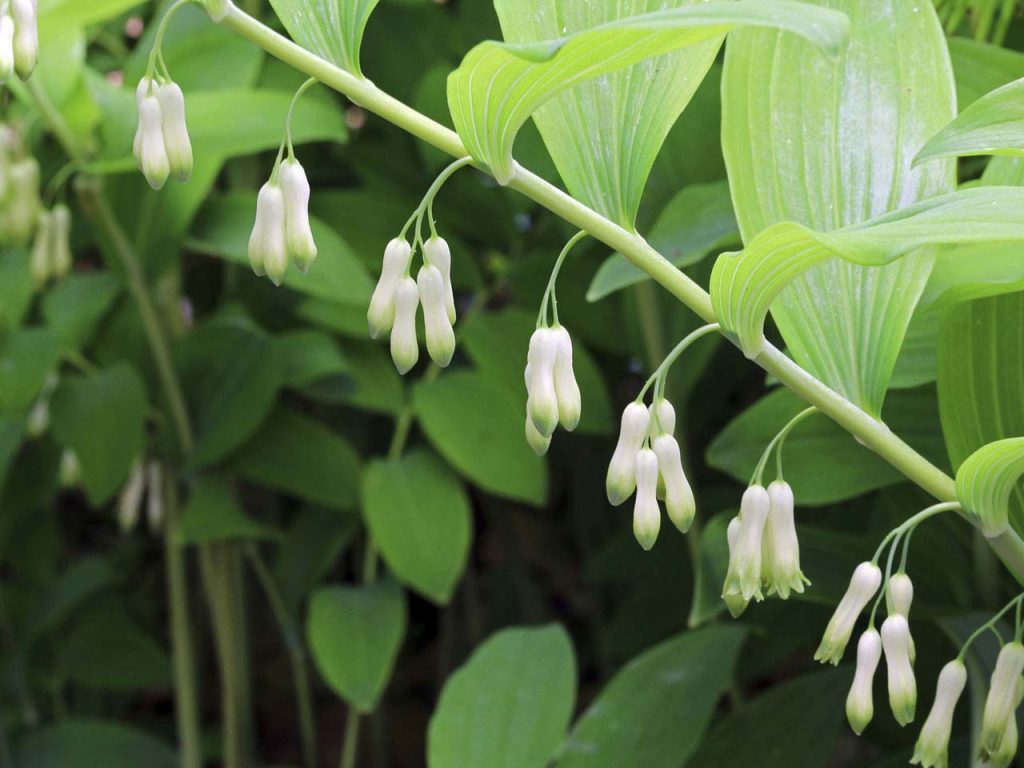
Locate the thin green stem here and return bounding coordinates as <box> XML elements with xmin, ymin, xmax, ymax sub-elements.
<box><xmin>749</xmin><ymin>407</ymin><xmax>816</xmax><ymax>486</ymax></box>
<box><xmin>538</xmin><ymin>230</ymin><xmax>587</xmax><ymax>327</ymax></box>
<box><xmin>960</xmin><ymin>594</ymin><xmax>1024</xmax><ymax>660</ymax></box>
<box><xmin>148</xmin><ymin>0</ymin><xmax>193</xmax><ymax>78</ymax></box>
<box><xmin>284</xmin><ymin>77</ymin><xmax>318</xmax><ymax>158</ymax></box>
<box><xmin>211</xmin><ymin>3</ymin><xmax>1024</xmax><ymax>580</ymax></box>
<box><xmin>871</xmin><ymin>502</ymin><xmax>962</xmax><ymax>565</ymax></box>
<box><xmin>637</xmin><ymin>323</ymin><xmax>720</xmax><ymax>402</ymax></box>
<box><xmin>869</xmin><ymin>533</ymin><xmax>903</xmax><ymax>628</ymax></box>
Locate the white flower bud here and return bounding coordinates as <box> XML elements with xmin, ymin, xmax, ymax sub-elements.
<box><xmin>723</xmin><ymin>485</ymin><xmax>770</xmax><ymax>601</ymax></box>
<box><xmin>424</xmin><ymin>236</ymin><xmax>456</xmax><ymax>324</ymax></box>
<box><xmin>156</xmin><ymin>82</ymin><xmax>193</xmax><ymax>182</ymax></box>
<box><xmin>606</xmin><ymin>402</ymin><xmax>651</xmax><ymax>506</ymax></box>
<box><xmin>26</xmin><ymin>396</ymin><xmax>48</xmax><ymax>438</ymax></box>
<box><xmin>912</xmin><ymin>659</ymin><xmax>967</xmax><ymax>768</ymax></box>
<box><xmin>389</xmin><ymin>276</ymin><xmax>420</xmax><ymax>374</ymax></box>
<box><xmin>280</xmin><ymin>159</ymin><xmax>317</xmax><ymax>271</ymax></box>
<box><xmin>525</xmin><ymin>328</ymin><xmax>559</xmax><ymax>438</ymax></box>
<box><xmin>762</xmin><ymin>480</ymin><xmax>808</xmax><ymax>599</ymax></box>
<box><xmin>525</xmin><ymin>413</ymin><xmax>551</xmax><ymax>456</ymax></box>
<box><xmin>137</xmin><ymin>95</ymin><xmax>170</xmax><ymax>190</ymax></box>
<box><xmin>367</xmin><ymin>238</ymin><xmax>412</xmax><ymax>339</ymax></box>
<box><xmin>133</xmin><ymin>78</ymin><xmax>154</xmax><ymax>162</ymax></box>
<box><xmin>723</xmin><ymin>516</ymin><xmax>749</xmax><ymax>618</ymax></box>
<box><xmin>417</xmin><ymin>264</ymin><xmax>455</xmax><ymax>367</ymax></box>
<box><xmin>59</xmin><ymin>449</ymin><xmax>81</xmax><ymax>488</ymax></box>
<box><xmin>118</xmin><ymin>460</ymin><xmax>146</xmax><ymax>534</ymax></box>
<box><xmin>7</xmin><ymin>157</ymin><xmax>38</xmax><ymax>244</ymax></box>
<box><xmin>29</xmin><ymin>208</ymin><xmax>50</xmax><ymax>288</ymax></box>
<box><xmin>649</xmin><ymin>398</ymin><xmax>676</xmax><ymax>437</ymax></box>
<box><xmin>146</xmin><ymin>461</ymin><xmax>164</xmax><ymax>532</ymax></box>
<box><xmin>881</xmin><ymin>614</ymin><xmax>916</xmax><ymax>726</ymax></box>
<box><xmin>984</xmin><ymin>678</ymin><xmax>1024</xmax><ymax>767</ymax></box>
<box><xmin>11</xmin><ymin>0</ymin><xmax>36</xmax><ymax>79</ymax></box>
<box><xmin>551</xmin><ymin>325</ymin><xmax>581</xmax><ymax>432</ymax></box>
<box><xmin>652</xmin><ymin>433</ymin><xmax>694</xmax><ymax>533</ymax></box>
<box><xmin>632</xmin><ymin>448</ymin><xmax>660</xmax><ymax>551</ymax></box>
<box><xmin>981</xmin><ymin>642</ymin><xmax>1024</xmax><ymax>755</ymax></box>
<box><xmin>51</xmin><ymin>203</ymin><xmax>71</xmax><ymax>279</ymax></box>
<box><xmin>0</xmin><ymin>15</ymin><xmax>15</xmax><ymax>83</ymax></box>
<box><xmin>846</xmin><ymin>629</ymin><xmax>882</xmax><ymax>735</ymax></box>
<box><xmin>815</xmin><ymin>561</ymin><xmax>882</xmax><ymax>665</ymax></box>
<box><xmin>248</xmin><ymin>182</ymin><xmax>287</xmax><ymax>284</ymax></box>
<box><xmin>887</xmin><ymin>572</ymin><xmax>916</xmax><ymax>663</ymax></box>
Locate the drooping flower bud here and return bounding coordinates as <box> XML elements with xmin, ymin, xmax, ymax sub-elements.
<box><xmin>29</xmin><ymin>208</ymin><xmax>50</xmax><ymax>288</ymax></box>
<box><xmin>632</xmin><ymin>448</ymin><xmax>660</xmax><ymax>551</ymax></box>
<box><xmin>389</xmin><ymin>276</ymin><xmax>420</xmax><ymax>374</ymax></box>
<box><xmin>652</xmin><ymin>433</ymin><xmax>694</xmax><ymax>533</ymax></box>
<box><xmin>551</xmin><ymin>325</ymin><xmax>581</xmax><ymax>432</ymax></box>
<box><xmin>133</xmin><ymin>78</ymin><xmax>154</xmax><ymax>161</ymax></box>
<box><xmin>606</xmin><ymin>402</ymin><xmax>651</xmax><ymax>506</ymax></box>
<box><xmin>10</xmin><ymin>0</ymin><xmax>36</xmax><ymax>80</ymax></box>
<box><xmin>525</xmin><ymin>328</ymin><xmax>559</xmax><ymax>438</ymax></box>
<box><xmin>417</xmin><ymin>264</ymin><xmax>455</xmax><ymax>367</ymax></box>
<box><xmin>981</xmin><ymin>642</ymin><xmax>1024</xmax><ymax>755</ymax></box>
<box><xmin>7</xmin><ymin>156</ymin><xmax>38</xmax><ymax>244</ymax></box>
<box><xmin>280</xmin><ymin>159</ymin><xmax>317</xmax><ymax>271</ymax></box>
<box><xmin>881</xmin><ymin>614</ymin><xmax>917</xmax><ymax>726</ymax></box>
<box><xmin>887</xmin><ymin>572</ymin><xmax>916</xmax><ymax>663</ymax></box>
<box><xmin>723</xmin><ymin>485</ymin><xmax>770</xmax><ymax>601</ymax></box>
<box><xmin>0</xmin><ymin>15</ymin><xmax>15</xmax><ymax>82</ymax></box>
<box><xmin>368</xmin><ymin>238</ymin><xmax>413</xmax><ymax>339</ymax></box>
<box><xmin>846</xmin><ymin>628</ymin><xmax>882</xmax><ymax>735</ymax></box>
<box><xmin>762</xmin><ymin>480</ymin><xmax>808</xmax><ymax>599</ymax></box>
<box><xmin>424</xmin><ymin>236</ymin><xmax>456</xmax><ymax>324</ymax></box>
<box><xmin>911</xmin><ymin>659</ymin><xmax>967</xmax><ymax>768</ymax></box>
<box><xmin>51</xmin><ymin>203</ymin><xmax>72</xmax><ymax>279</ymax></box>
<box><xmin>146</xmin><ymin>461</ymin><xmax>164</xmax><ymax>532</ymax></box>
<box><xmin>156</xmin><ymin>81</ymin><xmax>193</xmax><ymax>182</ymax></box>
<box><xmin>248</xmin><ymin>182</ymin><xmax>287</xmax><ymax>283</ymax></box>
<box><xmin>723</xmin><ymin>516</ymin><xmax>749</xmax><ymax>618</ymax></box>
<box><xmin>649</xmin><ymin>398</ymin><xmax>676</xmax><ymax>437</ymax></box>
<box><xmin>118</xmin><ymin>459</ymin><xmax>146</xmax><ymax>534</ymax></box>
<box><xmin>59</xmin><ymin>449</ymin><xmax>81</xmax><ymax>488</ymax></box>
<box><xmin>815</xmin><ymin>561</ymin><xmax>882</xmax><ymax>665</ymax></box>
<box><xmin>137</xmin><ymin>95</ymin><xmax>170</xmax><ymax>190</ymax></box>
<box><xmin>524</xmin><ymin>413</ymin><xmax>551</xmax><ymax>456</ymax></box>
<box><xmin>984</xmin><ymin>677</ymin><xmax>1024</xmax><ymax>768</ymax></box>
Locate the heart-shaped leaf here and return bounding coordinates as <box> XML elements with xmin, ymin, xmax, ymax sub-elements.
<box><xmin>268</xmin><ymin>0</ymin><xmax>380</xmax><ymax>76</ymax></box>
<box><xmin>448</xmin><ymin>1</ymin><xmax>848</xmax><ymax>192</ymax></box>
<box><xmin>955</xmin><ymin>438</ymin><xmax>1024</xmax><ymax>538</ymax></box>
<box><xmin>916</xmin><ymin>76</ymin><xmax>1024</xmax><ymax>165</ymax></box>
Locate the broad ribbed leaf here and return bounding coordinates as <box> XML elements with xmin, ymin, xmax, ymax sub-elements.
<box><xmin>268</xmin><ymin>0</ymin><xmax>379</xmax><ymax>76</ymax></box>
<box><xmin>448</xmin><ymin>2</ymin><xmax>848</xmax><ymax>188</ymax></box>
<box><xmin>955</xmin><ymin>438</ymin><xmax>1024</xmax><ymax>538</ymax></box>
<box><xmin>916</xmin><ymin>76</ymin><xmax>1024</xmax><ymax>165</ymax></box>
<box><xmin>711</xmin><ymin>187</ymin><xmax>1024</xmax><ymax>412</ymax></box>
<box><xmin>721</xmin><ymin>0</ymin><xmax>956</xmax><ymax>415</ymax></box>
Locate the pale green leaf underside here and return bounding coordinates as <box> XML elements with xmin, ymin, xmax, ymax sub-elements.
<box><xmin>916</xmin><ymin>76</ymin><xmax>1024</xmax><ymax>165</ymax></box>
<box><xmin>268</xmin><ymin>0</ymin><xmax>379</xmax><ymax>76</ymax></box>
<box><xmin>955</xmin><ymin>438</ymin><xmax>1024</xmax><ymax>538</ymax></box>
<box><xmin>710</xmin><ymin>187</ymin><xmax>1024</xmax><ymax>409</ymax></box>
<box><xmin>721</xmin><ymin>0</ymin><xmax>956</xmax><ymax>415</ymax></box>
<box><xmin>447</xmin><ymin>1</ymin><xmax>848</xmax><ymax>186</ymax></box>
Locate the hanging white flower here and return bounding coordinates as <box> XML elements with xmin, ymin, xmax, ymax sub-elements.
<box><xmin>0</xmin><ymin>14</ymin><xmax>15</xmax><ymax>82</ymax></box>
<box><xmin>524</xmin><ymin>412</ymin><xmax>551</xmax><ymax>457</ymax></box>
<box><xmin>815</xmin><ymin>561</ymin><xmax>882</xmax><ymax>665</ymax></box>
<box><xmin>652</xmin><ymin>433</ymin><xmax>694</xmax><ymax>533</ymax></box>
<box><xmin>280</xmin><ymin>159</ymin><xmax>317</xmax><ymax>271</ymax></box>
<box><xmin>980</xmin><ymin>641</ymin><xmax>1024</xmax><ymax>756</ymax></box>
<box><xmin>10</xmin><ymin>0</ymin><xmax>36</xmax><ymax>79</ymax></box>
<box><xmin>136</xmin><ymin>94</ymin><xmax>170</xmax><ymax>191</ymax></box>
<box><xmin>887</xmin><ymin>572</ymin><xmax>916</xmax><ymax>663</ymax></box>
<box><xmin>525</xmin><ymin>328</ymin><xmax>560</xmax><ymax>438</ymax></box>
<box><xmin>648</xmin><ymin>397</ymin><xmax>676</xmax><ymax>437</ymax></box>
<box><xmin>606</xmin><ymin>402</ymin><xmax>651</xmax><ymax>506</ymax></box>
<box><xmin>423</xmin><ymin>236</ymin><xmax>456</xmax><ymax>324</ymax></box>
<box><xmin>417</xmin><ymin>264</ymin><xmax>455</xmax><ymax>367</ymax></box>
<box><xmin>632</xmin><ymin>448</ymin><xmax>660</xmax><ymax>551</ymax></box>
<box><xmin>551</xmin><ymin>325</ymin><xmax>581</xmax><ymax>432</ymax></box>
<box><xmin>846</xmin><ymin>628</ymin><xmax>882</xmax><ymax>735</ymax></box>
<box><xmin>723</xmin><ymin>516</ymin><xmax>749</xmax><ymax>618</ymax></box>
<box><xmin>389</xmin><ymin>276</ymin><xmax>420</xmax><ymax>374</ymax></box>
<box><xmin>723</xmin><ymin>484</ymin><xmax>770</xmax><ymax>602</ymax></box>
<box><xmin>881</xmin><ymin>614</ymin><xmax>917</xmax><ymax>726</ymax></box>
<box><xmin>367</xmin><ymin>238</ymin><xmax>413</xmax><ymax>339</ymax></box>
<box><xmin>51</xmin><ymin>203</ymin><xmax>72</xmax><ymax>279</ymax></box>
<box><xmin>156</xmin><ymin>82</ymin><xmax>193</xmax><ymax>182</ymax></box>
<box><xmin>911</xmin><ymin>659</ymin><xmax>967</xmax><ymax>768</ymax></box>
<box><xmin>983</xmin><ymin>677</ymin><xmax>1024</xmax><ymax>768</ymax></box>
<box><xmin>761</xmin><ymin>480</ymin><xmax>808</xmax><ymax>599</ymax></box>
<box><xmin>248</xmin><ymin>182</ymin><xmax>288</xmax><ymax>284</ymax></box>
<box><xmin>29</xmin><ymin>207</ymin><xmax>50</xmax><ymax>288</ymax></box>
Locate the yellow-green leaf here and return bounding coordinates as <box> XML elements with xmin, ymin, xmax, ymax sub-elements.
<box><xmin>955</xmin><ymin>438</ymin><xmax>1024</xmax><ymax>538</ymax></box>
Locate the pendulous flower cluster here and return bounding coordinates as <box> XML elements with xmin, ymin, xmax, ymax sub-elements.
<box><xmin>248</xmin><ymin>159</ymin><xmax>318</xmax><ymax>285</ymax></box>
<box><xmin>134</xmin><ymin>77</ymin><xmax>193</xmax><ymax>190</ymax></box>
<box><xmin>30</xmin><ymin>202</ymin><xmax>72</xmax><ymax>289</ymax></box>
<box><xmin>0</xmin><ymin>0</ymin><xmax>36</xmax><ymax>83</ymax></box>
<box><xmin>523</xmin><ymin>325</ymin><xmax>580</xmax><ymax>456</ymax></box>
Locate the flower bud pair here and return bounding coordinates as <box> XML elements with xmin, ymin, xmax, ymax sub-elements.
<box><xmin>247</xmin><ymin>160</ymin><xmax>318</xmax><ymax>284</ymax></box>
<box><xmin>133</xmin><ymin>78</ymin><xmax>193</xmax><ymax>190</ymax></box>
<box><xmin>524</xmin><ymin>325</ymin><xmax>580</xmax><ymax>455</ymax></box>
<box><xmin>0</xmin><ymin>0</ymin><xmax>36</xmax><ymax>82</ymax></box>
<box><xmin>30</xmin><ymin>204</ymin><xmax>72</xmax><ymax>288</ymax></box>
<box><xmin>815</xmin><ymin>561</ymin><xmax>882</xmax><ymax>664</ymax></box>
<box><xmin>723</xmin><ymin>485</ymin><xmax>770</xmax><ymax>601</ymax></box>
<box><xmin>980</xmin><ymin>642</ymin><xmax>1024</xmax><ymax>759</ymax></box>
<box><xmin>3</xmin><ymin>156</ymin><xmax>38</xmax><ymax>245</ymax></box>
<box><xmin>648</xmin><ymin>399</ymin><xmax>695</xmax><ymax>534</ymax></box>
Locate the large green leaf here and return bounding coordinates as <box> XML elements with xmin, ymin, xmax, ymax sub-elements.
<box><xmin>362</xmin><ymin>450</ymin><xmax>471</xmax><ymax>605</ymax></box>
<box><xmin>721</xmin><ymin>0</ymin><xmax>956</xmax><ymax>415</ymax></box>
<box><xmin>14</xmin><ymin>720</ymin><xmax>178</xmax><ymax>768</ymax></box>
<box><xmin>42</xmin><ymin>274</ymin><xmax>122</xmax><ymax>352</ymax></box>
<box><xmin>557</xmin><ymin>626</ymin><xmax>745</xmax><ymax>768</ymax></box>
<box><xmin>916</xmin><ymin>76</ymin><xmax>1024</xmax><ymax>164</ymax></box>
<box><xmin>954</xmin><ymin>438</ymin><xmax>1024</xmax><ymax>538</ymax></box>
<box><xmin>428</xmin><ymin>625</ymin><xmax>576</xmax><ymax>768</ymax></box>
<box><xmin>0</xmin><ymin>328</ymin><xmax>60</xmax><ymax>413</ymax></box>
<box><xmin>949</xmin><ymin>37</ymin><xmax>1024</xmax><ymax>109</ymax></box>
<box><xmin>710</xmin><ymin>187</ymin><xmax>1024</xmax><ymax>413</ymax></box>
<box><xmin>268</xmin><ymin>0</ymin><xmax>380</xmax><ymax>76</ymax></box>
<box><xmin>448</xmin><ymin>2</ymin><xmax>848</xmax><ymax>188</ymax></box>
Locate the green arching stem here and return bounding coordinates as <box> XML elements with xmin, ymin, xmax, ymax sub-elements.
<box><xmin>537</xmin><ymin>230</ymin><xmax>588</xmax><ymax>328</ymax></box>
<box><xmin>871</xmin><ymin>502</ymin><xmax>962</xmax><ymax>565</ymax></box>
<box><xmin>898</xmin><ymin>524</ymin><xmax>915</xmax><ymax>573</ymax></box>
<box><xmin>284</xmin><ymin>77</ymin><xmax>318</xmax><ymax>159</ymax></box>
<box><xmin>398</xmin><ymin>156</ymin><xmax>473</xmax><ymax>252</ymax></box>
<box><xmin>868</xmin><ymin>532</ymin><xmax>904</xmax><ymax>628</ymax></box>
<box><xmin>210</xmin><ymin>3</ymin><xmax>1024</xmax><ymax>577</ymax></box>
<box><xmin>959</xmin><ymin>594</ymin><xmax>1024</xmax><ymax>660</ymax></box>
<box><xmin>749</xmin><ymin>406</ymin><xmax>816</xmax><ymax>487</ymax></box>
<box><xmin>147</xmin><ymin>0</ymin><xmax>193</xmax><ymax>79</ymax></box>
<box><xmin>637</xmin><ymin>323</ymin><xmax>720</xmax><ymax>403</ymax></box>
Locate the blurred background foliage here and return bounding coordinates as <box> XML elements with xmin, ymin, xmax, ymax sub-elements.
<box><xmin>1</xmin><ymin>1</ymin><xmax>1024</xmax><ymax>767</ymax></box>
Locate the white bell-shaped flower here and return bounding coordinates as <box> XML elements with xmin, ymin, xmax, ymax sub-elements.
<box><xmin>606</xmin><ymin>402</ymin><xmax>651</xmax><ymax>506</ymax></box>
<box><xmin>156</xmin><ymin>82</ymin><xmax>193</xmax><ymax>182</ymax></box>
<box><xmin>762</xmin><ymin>480</ymin><xmax>808</xmax><ymax>599</ymax></box>
<box><xmin>887</xmin><ymin>572</ymin><xmax>916</xmax><ymax>663</ymax></box>
<box><xmin>524</xmin><ymin>412</ymin><xmax>551</xmax><ymax>457</ymax></box>
<box><xmin>911</xmin><ymin>659</ymin><xmax>967</xmax><ymax>768</ymax></box>
<box><xmin>248</xmin><ymin>182</ymin><xmax>288</xmax><ymax>284</ymax></box>
<box><xmin>551</xmin><ymin>325</ymin><xmax>581</xmax><ymax>432</ymax></box>
<box><xmin>881</xmin><ymin>614</ymin><xmax>917</xmax><ymax>726</ymax></box>
<box><xmin>649</xmin><ymin>397</ymin><xmax>676</xmax><ymax>437</ymax></box>
<box><xmin>423</xmin><ymin>236</ymin><xmax>456</xmax><ymax>324</ymax></box>
<box><xmin>280</xmin><ymin>159</ymin><xmax>317</xmax><ymax>271</ymax></box>
<box><xmin>632</xmin><ymin>448</ymin><xmax>660</xmax><ymax>551</ymax></box>
<box><xmin>723</xmin><ymin>484</ymin><xmax>770</xmax><ymax>602</ymax></box>
<box><xmin>10</xmin><ymin>0</ymin><xmax>36</xmax><ymax>79</ymax></box>
<box><xmin>51</xmin><ymin>203</ymin><xmax>71</xmax><ymax>279</ymax></box>
<box><xmin>525</xmin><ymin>328</ymin><xmax>559</xmax><ymax>438</ymax></box>
<box><xmin>389</xmin><ymin>276</ymin><xmax>420</xmax><ymax>374</ymax></box>
<box><xmin>367</xmin><ymin>238</ymin><xmax>413</xmax><ymax>339</ymax></box>
<box><xmin>846</xmin><ymin>628</ymin><xmax>882</xmax><ymax>735</ymax></box>
<box><xmin>723</xmin><ymin>516</ymin><xmax>749</xmax><ymax>618</ymax></box>
<box><xmin>815</xmin><ymin>561</ymin><xmax>882</xmax><ymax>665</ymax></box>
<box><xmin>984</xmin><ymin>677</ymin><xmax>1024</xmax><ymax>768</ymax></box>
<box><xmin>981</xmin><ymin>642</ymin><xmax>1024</xmax><ymax>755</ymax></box>
<box><xmin>133</xmin><ymin>78</ymin><xmax>153</xmax><ymax>161</ymax></box>
<box><xmin>0</xmin><ymin>15</ymin><xmax>15</xmax><ymax>82</ymax></box>
<box><xmin>417</xmin><ymin>264</ymin><xmax>455</xmax><ymax>367</ymax></box>
<box><xmin>652</xmin><ymin>433</ymin><xmax>694</xmax><ymax>533</ymax></box>
<box><xmin>29</xmin><ymin>208</ymin><xmax>50</xmax><ymax>288</ymax></box>
<box><xmin>137</xmin><ymin>95</ymin><xmax>170</xmax><ymax>190</ymax></box>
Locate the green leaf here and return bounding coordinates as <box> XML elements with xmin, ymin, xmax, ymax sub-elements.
<box><xmin>916</xmin><ymin>76</ymin><xmax>1024</xmax><ymax>165</ymax></box>
<box><xmin>587</xmin><ymin>181</ymin><xmax>739</xmax><ymax>301</ymax></box>
<box><xmin>14</xmin><ymin>720</ymin><xmax>178</xmax><ymax>768</ymax></box>
<box><xmin>307</xmin><ymin>582</ymin><xmax>406</xmax><ymax>712</ymax></box>
<box><xmin>269</xmin><ymin>0</ymin><xmax>380</xmax><ymax>76</ymax></box>
<box><xmin>955</xmin><ymin>438</ymin><xmax>1024</xmax><ymax>538</ymax></box>
<box><xmin>49</xmin><ymin>365</ymin><xmax>147</xmax><ymax>505</ymax></box>
<box><xmin>42</xmin><ymin>274</ymin><xmax>122</xmax><ymax>351</ymax></box>
<box><xmin>273</xmin><ymin>509</ymin><xmax>358</xmax><ymax>615</ymax></box>
<box><xmin>687</xmin><ymin>511</ymin><xmax>731</xmax><ymax>627</ymax></box>
<box><xmin>686</xmin><ymin>669</ymin><xmax>851</xmax><ymax>768</ymax></box>
<box><xmin>273</xmin><ymin>330</ymin><xmax>351</xmax><ymax>390</ymax></box>
<box><xmin>710</xmin><ymin>187</ymin><xmax>1024</xmax><ymax>413</ymax></box>
<box><xmin>448</xmin><ymin>2</ymin><xmax>848</xmax><ymax>188</ymax></box>
<box><xmin>721</xmin><ymin>0</ymin><xmax>956</xmax><ymax>415</ymax></box>
<box><xmin>949</xmin><ymin>37</ymin><xmax>1024</xmax><ymax>109</ymax></box>
<box><xmin>178</xmin><ymin>475</ymin><xmax>278</xmax><ymax>545</ymax></box>
<box><xmin>362</xmin><ymin>450</ymin><xmax>471</xmax><ymax>605</ymax></box>
<box><xmin>231</xmin><ymin>407</ymin><xmax>362</xmax><ymax>509</ymax></box>
<box><xmin>39</xmin><ymin>0</ymin><xmax>144</xmax><ymax>25</ymax></box>
<box><xmin>0</xmin><ymin>328</ymin><xmax>60</xmax><ymax>413</ymax></box>
<box><xmin>0</xmin><ymin>251</ymin><xmax>34</xmax><ymax>332</ymax></box>
<box><xmin>428</xmin><ymin>625</ymin><xmax>576</xmax><ymax>768</ymax></box>
<box><xmin>413</xmin><ymin>371</ymin><xmax>547</xmax><ymax>505</ymax></box>
<box><xmin>557</xmin><ymin>625</ymin><xmax>745</xmax><ymax>768</ymax></box>
<box><xmin>25</xmin><ymin>556</ymin><xmax>117</xmax><ymax>642</ymax></box>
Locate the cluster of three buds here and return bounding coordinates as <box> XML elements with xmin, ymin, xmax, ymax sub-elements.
<box><xmin>523</xmin><ymin>325</ymin><xmax>581</xmax><ymax>456</ymax></box>
<box><xmin>248</xmin><ymin>159</ymin><xmax>317</xmax><ymax>284</ymax></box>
<box><xmin>134</xmin><ymin>78</ymin><xmax>193</xmax><ymax>191</ymax></box>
